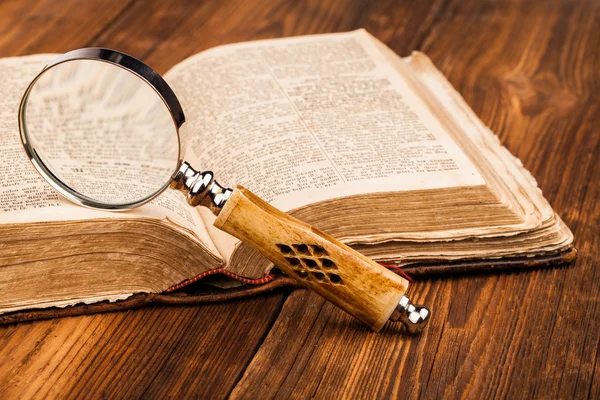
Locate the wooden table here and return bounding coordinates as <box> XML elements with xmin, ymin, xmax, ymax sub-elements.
<box><xmin>1</xmin><ymin>0</ymin><xmax>598</xmax><ymax>398</ymax></box>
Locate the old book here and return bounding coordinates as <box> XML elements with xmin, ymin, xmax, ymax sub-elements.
<box><xmin>0</xmin><ymin>30</ymin><xmax>574</xmax><ymax>318</ymax></box>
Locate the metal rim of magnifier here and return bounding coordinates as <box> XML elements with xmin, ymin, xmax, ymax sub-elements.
<box><xmin>18</xmin><ymin>48</ymin><xmax>186</xmax><ymax>211</ymax></box>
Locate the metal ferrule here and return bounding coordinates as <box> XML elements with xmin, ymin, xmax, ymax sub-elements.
<box><xmin>170</xmin><ymin>161</ymin><xmax>233</xmax><ymax>215</ymax></box>
<box><xmin>389</xmin><ymin>295</ymin><xmax>430</xmax><ymax>334</ymax></box>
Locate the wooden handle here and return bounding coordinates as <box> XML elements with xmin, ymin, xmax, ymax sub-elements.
<box><xmin>214</xmin><ymin>186</ymin><xmax>410</xmax><ymax>332</ymax></box>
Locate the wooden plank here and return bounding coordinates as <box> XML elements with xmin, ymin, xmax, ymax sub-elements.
<box><xmin>0</xmin><ymin>295</ymin><xmax>286</xmax><ymax>399</ymax></box>
<box><xmin>230</xmin><ymin>0</ymin><xmax>600</xmax><ymax>398</ymax></box>
<box><xmin>138</xmin><ymin>296</ymin><xmax>286</xmax><ymax>399</ymax></box>
<box><xmin>0</xmin><ymin>0</ymin><xmax>134</xmax><ymax>56</ymax></box>
<box><xmin>420</xmin><ymin>2</ymin><xmax>600</xmax><ymax>396</ymax></box>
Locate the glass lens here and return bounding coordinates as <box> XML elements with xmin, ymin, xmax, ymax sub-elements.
<box><xmin>21</xmin><ymin>59</ymin><xmax>180</xmax><ymax>206</ymax></box>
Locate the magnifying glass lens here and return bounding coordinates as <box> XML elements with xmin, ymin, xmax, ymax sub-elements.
<box><xmin>21</xmin><ymin>58</ymin><xmax>180</xmax><ymax>207</ymax></box>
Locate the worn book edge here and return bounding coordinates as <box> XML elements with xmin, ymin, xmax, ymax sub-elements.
<box><xmin>0</xmin><ymin>248</ymin><xmax>575</xmax><ymax>325</ymax></box>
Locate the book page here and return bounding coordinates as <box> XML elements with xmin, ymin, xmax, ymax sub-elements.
<box><xmin>165</xmin><ymin>29</ymin><xmax>485</xmax><ymax>213</ymax></box>
<box><xmin>0</xmin><ymin>55</ymin><xmax>218</xmax><ymax>254</ymax></box>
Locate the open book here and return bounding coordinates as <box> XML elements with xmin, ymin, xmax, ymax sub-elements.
<box><xmin>0</xmin><ymin>30</ymin><xmax>574</xmax><ymax>316</ymax></box>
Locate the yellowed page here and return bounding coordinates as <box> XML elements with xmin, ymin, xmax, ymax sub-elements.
<box><xmin>165</xmin><ymin>30</ymin><xmax>485</xmax><ymax>213</ymax></box>
<box><xmin>0</xmin><ymin>54</ymin><xmax>220</xmax><ymax>256</ymax></box>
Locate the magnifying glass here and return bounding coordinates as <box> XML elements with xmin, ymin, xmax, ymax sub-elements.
<box><xmin>18</xmin><ymin>48</ymin><xmax>429</xmax><ymax>333</ymax></box>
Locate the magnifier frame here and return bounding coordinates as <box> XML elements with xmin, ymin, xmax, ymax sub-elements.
<box><xmin>18</xmin><ymin>48</ymin><xmax>186</xmax><ymax>211</ymax></box>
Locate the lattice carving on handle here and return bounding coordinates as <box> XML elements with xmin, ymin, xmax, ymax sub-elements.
<box><xmin>276</xmin><ymin>243</ymin><xmax>343</xmax><ymax>285</ymax></box>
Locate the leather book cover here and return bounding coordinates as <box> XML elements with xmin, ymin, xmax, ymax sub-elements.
<box><xmin>0</xmin><ymin>247</ymin><xmax>576</xmax><ymax>325</ymax></box>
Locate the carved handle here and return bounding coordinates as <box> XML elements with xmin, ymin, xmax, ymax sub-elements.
<box><xmin>214</xmin><ymin>186</ymin><xmax>430</xmax><ymax>332</ymax></box>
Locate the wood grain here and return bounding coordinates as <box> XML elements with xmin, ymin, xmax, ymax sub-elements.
<box><xmin>0</xmin><ymin>0</ymin><xmax>598</xmax><ymax>399</ymax></box>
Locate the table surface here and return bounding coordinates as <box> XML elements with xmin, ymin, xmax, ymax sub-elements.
<box><xmin>1</xmin><ymin>0</ymin><xmax>598</xmax><ymax>398</ymax></box>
